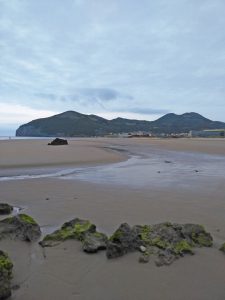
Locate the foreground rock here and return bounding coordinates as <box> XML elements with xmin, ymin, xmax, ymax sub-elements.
<box><xmin>48</xmin><ymin>138</ymin><xmax>68</xmax><ymax>145</ymax></box>
<box><xmin>40</xmin><ymin>218</ymin><xmax>108</xmax><ymax>253</ymax></box>
<box><xmin>0</xmin><ymin>214</ymin><xmax>41</xmax><ymax>242</ymax></box>
<box><xmin>0</xmin><ymin>204</ymin><xmax>13</xmax><ymax>215</ymax></box>
<box><xmin>219</xmin><ymin>243</ymin><xmax>225</xmax><ymax>254</ymax></box>
<box><xmin>107</xmin><ymin>222</ymin><xmax>213</xmax><ymax>266</ymax></box>
<box><xmin>0</xmin><ymin>250</ymin><xmax>13</xmax><ymax>300</ymax></box>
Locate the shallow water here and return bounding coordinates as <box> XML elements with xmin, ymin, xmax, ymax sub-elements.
<box><xmin>1</xmin><ymin>145</ymin><xmax>225</xmax><ymax>190</ymax></box>
<box><xmin>63</xmin><ymin>146</ymin><xmax>225</xmax><ymax>189</ymax></box>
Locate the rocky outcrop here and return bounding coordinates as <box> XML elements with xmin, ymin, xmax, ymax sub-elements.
<box><xmin>48</xmin><ymin>138</ymin><xmax>68</xmax><ymax>145</ymax></box>
<box><xmin>0</xmin><ymin>204</ymin><xmax>13</xmax><ymax>215</ymax></box>
<box><xmin>39</xmin><ymin>218</ymin><xmax>214</xmax><ymax>265</ymax></box>
<box><xmin>0</xmin><ymin>214</ymin><xmax>41</xmax><ymax>242</ymax></box>
<box><xmin>39</xmin><ymin>218</ymin><xmax>107</xmax><ymax>252</ymax></box>
<box><xmin>107</xmin><ymin>222</ymin><xmax>213</xmax><ymax>266</ymax></box>
<box><xmin>0</xmin><ymin>250</ymin><xmax>13</xmax><ymax>300</ymax></box>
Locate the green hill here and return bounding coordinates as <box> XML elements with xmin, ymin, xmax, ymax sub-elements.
<box><xmin>16</xmin><ymin>111</ymin><xmax>225</xmax><ymax>137</ymax></box>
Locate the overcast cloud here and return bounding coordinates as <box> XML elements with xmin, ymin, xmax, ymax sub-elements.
<box><xmin>1</xmin><ymin>0</ymin><xmax>225</xmax><ymax>133</ymax></box>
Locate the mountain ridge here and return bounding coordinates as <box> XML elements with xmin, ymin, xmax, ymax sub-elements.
<box><xmin>16</xmin><ymin>111</ymin><xmax>225</xmax><ymax>137</ymax></box>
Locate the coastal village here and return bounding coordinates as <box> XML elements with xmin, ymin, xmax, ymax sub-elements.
<box><xmin>106</xmin><ymin>128</ymin><xmax>225</xmax><ymax>138</ymax></box>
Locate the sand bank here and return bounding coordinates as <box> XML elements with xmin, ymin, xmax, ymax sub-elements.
<box><xmin>0</xmin><ymin>138</ymin><xmax>125</xmax><ymax>169</ymax></box>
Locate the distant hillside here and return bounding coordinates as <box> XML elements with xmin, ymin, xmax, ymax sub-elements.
<box><xmin>16</xmin><ymin>111</ymin><xmax>225</xmax><ymax>137</ymax></box>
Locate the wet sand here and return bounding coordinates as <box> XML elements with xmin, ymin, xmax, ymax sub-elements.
<box><xmin>0</xmin><ymin>138</ymin><xmax>225</xmax><ymax>300</ymax></box>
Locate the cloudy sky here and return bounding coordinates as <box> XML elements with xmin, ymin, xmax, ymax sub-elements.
<box><xmin>1</xmin><ymin>0</ymin><xmax>225</xmax><ymax>134</ymax></box>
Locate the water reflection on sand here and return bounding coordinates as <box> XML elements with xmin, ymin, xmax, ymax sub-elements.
<box><xmin>1</xmin><ymin>145</ymin><xmax>225</xmax><ymax>190</ymax></box>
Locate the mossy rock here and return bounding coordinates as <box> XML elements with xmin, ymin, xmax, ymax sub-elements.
<box><xmin>173</xmin><ymin>240</ymin><xmax>194</xmax><ymax>255</ymax></box>
<box><xmin>0</xmin><ymin>204</ymin><xmax>13</xmax><ymax>215</ymax></box>
<box><xmin>219</xmin><ymin>243</ymin><xmax>225</xmax><ymax>254</ymax></box>
<box><xmin>0</xmin><ymin>214</ymin><xmax>41</xmax><ymax>242</ymax></box>
<box><xmin>182</xmin><ymin>224</ymin><xmax>213</xmax><ymax>247</ymax></box>
<box><xmin>106</xmin><ymin>222</ymin><xmax>213</xmax><ymax>265</ymax></box>
<box><xmin>40</xmin><ymin>218</ymin><xmax>106</xmax><ymax>251</ymax></box>
<box><xmin>139</xmin><ymin>225</ymin><xmax>152</xmax><ymax>245</ymax></box>
<box><xmin>0</xmin><ymin>250</ymin><xmax>13</xmax><ymax>300</ymax></box>
<box><xmin>109</xmin><ymin>229</ymin><xmax>123</xmax><ymax>242</ymax></box>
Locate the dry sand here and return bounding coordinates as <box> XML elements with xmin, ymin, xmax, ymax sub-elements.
<box><xmin>0</xmin><ymin>138</ymin><xmax>225</xmax><ymax>300</ymax></box>
<box><xmin>0</xmin><ymin>138</ymin><xmax>124</xmax><ymax>169</ymax></box>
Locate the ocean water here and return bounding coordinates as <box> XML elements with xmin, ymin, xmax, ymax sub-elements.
<box><xmin>0</xmin><ymin>136</ymin><xmax>83</xmax><ymax>140</ymax></box>
<box><xmin>0</xmin><ymin>136</ymin><xmax>52</xmax><ymax>140</ymax></box>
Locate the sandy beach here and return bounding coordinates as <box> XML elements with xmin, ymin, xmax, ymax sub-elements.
<box><xmin>0</xmin><ymin>138</ymin><xmax>225</xmax><ymax>300</ymax></box>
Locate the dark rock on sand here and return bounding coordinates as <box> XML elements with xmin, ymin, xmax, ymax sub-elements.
<box><xmin>106</xmin><ymin>223</ymin><xmax>143</xmax><ymax>258</ymax></box>
<box><xmin>164</xmin><ymin>160</ymin><xmax>172</xmax><ymax>164</ymax></box>
<box><xmin>219</xmin><ymin>243</ymin><xmax>225</xmax><ymax>254</ymax></box>
<box><xmin>0</xmin><ymin>214</ymin><xmax>41</xmax><ymax>242</ymax></box>
<box><xmin>0</xmin><ymin>204</ymin><xmax>13</xmax><ymax>215</ymax></box>
<box><xmin>83</xmin><ymin>232</ymin><xmax>108</xmax><ymax>253</ymax></box>
<box><xmin>107</xmin><ymin>222</ymin><xmax>213</xmax><ymax>265</ymax></box>
<box><xmin>40</xmin><ymin>218</ymin><xmax>107</xmax><ymax>253</ymax></box>
<box><xmin>48</xmin><ymin>138</ymin><xmax>68</xmax><ymax>146</ymax></box>
<box><xmin>0</xmin><ymin>250</ymin><xmax>13</xmax><ymax>300</ymax></box>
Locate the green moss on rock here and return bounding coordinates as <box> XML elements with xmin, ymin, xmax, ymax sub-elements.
<box><xmin>139</xmin><ymin>225</ymin><xmax>152</xmax><ymax>244</ymax></box>
<box><xmin>0</xmin><ymin>254</ymin><xmax>13</xmax><ymax>274</ymax></box>
<box><xmin>93</xmin><ymin>232</ymin><xmax>107</xmax><ymax>239</ymax></box>
<box><xmin>173</xmin><ymin>240</ymin><xmax>193</xmax><ymax>255</ymax></box>
<box><xmin>0</xmin><ymin>250</ymin><xmax>13</xmax><ymax>299</ymax></box>
<box><xmin>192</xmin><ymin>233</ymin><xmax>213</xmax><ymax>247</ymax></box>
<box><xmin>40</xmin><ymin>218</ymin><xmax>104</xmax><ymax>248</ymax></box>
<box><xmin>0</xmin><ymin>214</ymin><xmax>41</xmax><ymax>242</ymax></box>
<box><xmin>18</xmin><ymin>214</ymin><xmax>37</xmax><ymax>225</ymax></box>
<box><xmin>43</xmin><ymin>220</ymin><xmax>92</xmax><ymax>242</ymax></box>
<box><xmin>151</xmin><ymin>237</ymin><xmax>170</xmax><ymax>249</ymax></box>
<box><xmin>109</xmin><ymin>229</ymin><xmax>123</xmax><ymax>242</ymax></box>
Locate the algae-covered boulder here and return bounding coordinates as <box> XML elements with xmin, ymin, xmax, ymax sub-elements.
<box><xmin>0</xmin><ymin>214</ymin><xmax>41</xmax><ymax>242</ymax></box>
<box><xmin>0</xmin><ymin>250</ymin><xmax>13</xmax><ymax>300</ymax></box>
<box><xmin>40</xmin><ymin>218</ymin><xmax>107</xmax><ymax>253</ymax></box>
<box><xmin>219</xmin><ymin>243</ymin><xmax>225</xmax><ymax>254</ymax></box>
<box><xmin>107</xmin><ymin>222</ymin><xmax>213</xmax><ymax>266</ymax></box>
<box><xmin>0</xmin><ymin>204</ymin><xmax>13</xmax><ymax>215</ymax></box>
<box><xmin>181</xmin><ymin>223</ymin><xmax>213</xmax><ymax>247</ymax></box>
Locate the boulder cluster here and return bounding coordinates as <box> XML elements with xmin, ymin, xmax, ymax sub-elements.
<box><xmin>39</xmin><ymin>219</ymin><xmax>215</xmax><ymax>266</ymax></box>
<box><xmin>0</xmin><ymin>203</ymin><xmax>224</xmax><ymax>300</ymax></box>
<box><xmin>106</xmin><ymin>222</ymin><xmax>213</xmax><ymax>265</ymax></box>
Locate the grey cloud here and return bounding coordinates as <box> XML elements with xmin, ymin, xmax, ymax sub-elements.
<box><xmin>35</xmin><ymin>88</ymin><xmax>133</xmax><ymax>103</ymax></box>
<box><xmin>77</xmin><ymin>88</ymin><xmax>133</xmax><ymax>101</ymax></box>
